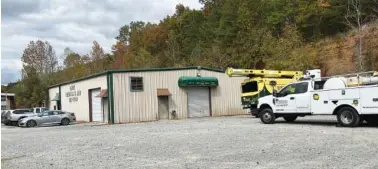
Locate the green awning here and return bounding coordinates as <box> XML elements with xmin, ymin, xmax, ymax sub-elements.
<box><xmin>51</xmin><ymin>93</ymin><xmax>60</xmax><ymax>101</ymax></box>
<box><xmin>178</xmin><ymin>76</ymin><xmax>218</xmax><ymax>87</ymax></box>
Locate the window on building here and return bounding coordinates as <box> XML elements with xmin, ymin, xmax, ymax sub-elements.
<box><xmin>1</xmin><ymin>96</ymin><xmax>6</xmax><ymax>101</ymax></box>
<box><xmin>130</xmin><ymin>77</ymin><xmax>143</xmax><ymax>92</ymax></box>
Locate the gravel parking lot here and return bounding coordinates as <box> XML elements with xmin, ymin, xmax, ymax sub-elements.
<box><xmin>2</xmin><ymin>115</ymin><xmax>378</xmax><ymax>169</ymax></box>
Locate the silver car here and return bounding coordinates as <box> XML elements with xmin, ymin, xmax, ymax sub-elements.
<box><xmin>18</xmin><ymin>110</ymin><xmax>76</xmax><ymax>127</ymax></box>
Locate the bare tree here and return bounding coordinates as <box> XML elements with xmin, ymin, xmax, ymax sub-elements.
<box><xmin>90</xmin><ymin>41</ymin><xmax>105</xmax><ymax>60</ymax></box>
<box><xmin>89</xmin><ymin>41</ymin><xmax>105</xmax><ymax>73</ymax></box>
<box><xmin>21</xmin><ymin>40</ymin><xmax>58</xmax><ymax>76</ymax></box>
<box><xmin>344</xmin><ymin>0</ymin><xmax>378</xmax><ymax>72</ymax></box>
<box><xmin>345</xmin><ymin>0</ymin><xmax>364</xmax><ymax>72</ymax></box>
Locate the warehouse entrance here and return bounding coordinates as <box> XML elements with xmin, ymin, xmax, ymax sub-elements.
<box><xmin>157</xmin><ymin>88</ymin><xmax>171</xmax><ymax>120</ymax></box>
<box><xmin>158</xmin><ymin>96</ymin><xmax>169</xmax><ymax>120</ymax></box>
<box><xmin>96</xmin><ymin>89</ymin><xmax>108</xmax><ymax>123</ymax></box>
<box><xmin>187</xmin><ymin>87</ymin><xmax>211</xmax><ymax>118</ymax></box>
<box><xmin>89</xmin><ymin>88</ymin><xmax>103</xmax><ymax>122</ymax></box>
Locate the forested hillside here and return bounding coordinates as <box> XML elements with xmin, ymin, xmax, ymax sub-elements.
<box><xmin>6</xmin><ymin>0</ymin><xmax>378</xmax><ymax>108</ymax></box>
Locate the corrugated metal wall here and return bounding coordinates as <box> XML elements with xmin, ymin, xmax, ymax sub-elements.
<box><xmin>112</xmin><ymin>69</ymin><xmax>248</xmax><ymax>123</ymax></box>
<box><xmin>112</xmin><ymin>70</ymin><xmax>195</xmax><ymax>123</ymax></box>
<box><xmin>199</xmin><ymin>70</ymin><xmax>248</xmax><ymax>116</ymax></box>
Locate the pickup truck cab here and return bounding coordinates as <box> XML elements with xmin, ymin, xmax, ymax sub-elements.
<box><xmin>257</xmin><ymin>75</ymin><xmax>378</xmax><ymax>127</ymax></box>
<box><xmin>31</xmin><ymin>107</ymin><xmax>49</xmax><ymax>114</ymax></box>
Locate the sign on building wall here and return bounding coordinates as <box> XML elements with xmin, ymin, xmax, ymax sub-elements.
<box><xmin>65</xmin><ymin>85</ymin><xmax>81</xmax><ymax>103</ymax></box>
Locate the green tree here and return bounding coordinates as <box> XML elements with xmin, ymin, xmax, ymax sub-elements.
<box><xmin>64</xmin><ymin>53</ymin><xmax>82</xmax><ymax>68</ymax></box>
<box><xmin>116</xmin><ymin>25</ymin><xmax>130</xmax><ymax>44</ymax></box>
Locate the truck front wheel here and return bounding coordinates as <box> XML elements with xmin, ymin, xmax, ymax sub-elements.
<box><xmin>283</xmin><ymin>115</ymin><xmax>297</xmax><ymax>122</ymax></box>
<box><xmin>336</xmin><ymin>107</ymin><xmax>360</xmax><ymax>127</ymax></box>
<box><xmin>260</xmin><ymin>108</ymin><xmax>275</xmax><ymax>124</ymax></box>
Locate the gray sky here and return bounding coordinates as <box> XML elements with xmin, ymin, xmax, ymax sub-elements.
<box><xmin>1</xmin><ymin>0</ymin><xmax>202</xmax><ymax>84</ymax></box>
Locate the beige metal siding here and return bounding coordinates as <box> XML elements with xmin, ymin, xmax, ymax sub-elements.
<box><xmin>103</xmin><ymin>98</ymin><xmax>109</xmax><ymax>123</ymax></box>
<box><xmin>59</xmin><ymin>75</ymin><xmax>107</xmax><ymax>122</ymax></box>
<box><xmin>113</xmin><ymin>69</ymin><xmax>247</xmax><ymax>123</ymax></box>
<box><xmin>48</xmin><ymin>87</ymin><xmax>59</xmax><ymax>110</ymax></box>
<box><xmin>199</xmin><ymin>70</ymin><xmax>248</xmax><ymax>116</ymax></box>
<box><xmin>113</xmin><ymin>70</ymin><xmax>197</xmax><ymax>123</ymax></box>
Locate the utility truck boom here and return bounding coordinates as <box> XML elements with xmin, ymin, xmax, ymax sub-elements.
<box><xmin>225</xmin><ymin>67</ymin><xmax>319</xmax><ymax>117</ymax></box>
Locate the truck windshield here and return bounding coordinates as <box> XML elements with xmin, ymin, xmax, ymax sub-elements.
<box><xmin>242</xmin><ymin>81</ymin><xmax>258</xmax><ymax>93</ymax></box>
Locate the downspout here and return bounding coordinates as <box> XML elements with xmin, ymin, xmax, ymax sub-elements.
<box><xmin>107</xmin><ymin>72</ymin><xmax>110</xmax><ymax>124</ymax></box>
<box><xmin>107</xmin><ymin>71</ymin><xmax>115</xmax><ymax>124</ymax></box>
<box><xmin>110</xmin><ymin>72</ymin><xmax>115</xmax><ymax>124</ymax></box>
<box><xmin>59</xmin><ymin>86</ymin><xmax>61</xmax><ymax>110</ymax></box>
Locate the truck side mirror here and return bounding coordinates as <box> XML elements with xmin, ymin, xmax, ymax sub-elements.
<box><xmin>272</xmin><ymin>90</ymin><xmax>278</xmax><ymax>97</ymax></box>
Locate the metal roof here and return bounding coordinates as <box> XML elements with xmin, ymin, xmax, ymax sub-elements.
<box><xmin>48</xmin><ymin>66</ymin><xmax>224</xmax><ymax>89</ymax></box>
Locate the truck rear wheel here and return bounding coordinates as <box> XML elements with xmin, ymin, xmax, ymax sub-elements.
<box><xmin>283</xmin><ymin>115</ymin><xmax>297</xmax><ymax>122</ymax></box>
<box><xmin>336</xmin><ymin>107</ymin><xmax>360</xmax><ymax>127</ymax></box>
<box><xmin>260</xmin><ymin>108</ymin><xmax>275</xmax><ymax>124</ymax></box>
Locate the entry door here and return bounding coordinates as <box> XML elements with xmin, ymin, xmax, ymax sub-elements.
<box><xmin>40</xmin><ymin>111</ymin><xmax>54</xmax><ymax>124</ymax></box>
<box><xmin>294</xmin><ymin>82</ymin><xmax>311</xmax><ymax>113</ymax></box>
<box><xmin>158</xmin><ymin>96</ymin><xmax>169</xmax><ymax>120</ymax></box>
<box><xmin>275</xmin><ymin>82</ymin><xmax>310</xmax><ymax>113</ymax></box>
<box><xmin>91</xmin><ymin>89</ymin><xmax>103</xmax><ymax>122</ymax></box>
<box><xmin>50</xmin><ymin>111</ymin><xmax>61</xmax><ymax>123</ymax></box>
<box><xmin>103</xmin><ymin>98</ymin><xmax>108</xmax><ymax>122</ymax></box>
<box><xmin>187</xmin><ymin>87</ymin><xmax>210</xmax><ymax>118</ymax></box>
<box><xmin>275</xmin><ymin>84</ymin><xmax>297</xmax><ymax>113</ymax></box>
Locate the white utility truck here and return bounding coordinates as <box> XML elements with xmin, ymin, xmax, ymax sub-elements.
<box><xmin>257</xmin><ymin>70</ymin><xmax>378</xmax><ymax>127</ymax></box>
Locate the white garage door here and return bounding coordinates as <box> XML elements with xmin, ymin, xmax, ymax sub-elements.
<box><xmin>91</xmin><ymin>89</ymin><xmax>103</xmax><ymax>122</ymax></box>
<box><xmin>188</xmin><ymin>87</ymin><xmax>210</xmax><ymax>118</ymax></box>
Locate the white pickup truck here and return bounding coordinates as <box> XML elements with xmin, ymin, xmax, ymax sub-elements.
<box><xmin>257</xmin><ymin>71</ymin><xmax>378</xmax><ymax>127</ymax></box>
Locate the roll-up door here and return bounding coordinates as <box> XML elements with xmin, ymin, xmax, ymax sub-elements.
<box><xmin>91</xmin><ymin>89</ymin><xmax>103</xmax><ymax>122</ymax></box>
<box><xmin>187</xmin><ymin>87</ymin><xmax>210</xmax><ymax>118</ymax></box>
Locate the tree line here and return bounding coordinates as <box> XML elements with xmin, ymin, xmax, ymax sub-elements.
<box><xmin>5</xmin><ymin>0</ymin><xmax>378</xmax><ymax>108</ymax></box>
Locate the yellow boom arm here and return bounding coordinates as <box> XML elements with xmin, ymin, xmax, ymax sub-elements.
<box><xmin>225</xmin><ymin>67</ymin><xmax>303</xmax><ymax>79</ymax></box>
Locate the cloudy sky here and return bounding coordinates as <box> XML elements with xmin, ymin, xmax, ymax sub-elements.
<box><xmin>1</xmin><ymin>0</ymin><xmax>202</xmax><ymax>84</ymax></box>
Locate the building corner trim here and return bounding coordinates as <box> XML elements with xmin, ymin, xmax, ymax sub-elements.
<box><xmin>59</xmin><ymin>86</ymin><xmax>61</xmax><ymax>110</ymax></box>
<box><xmin>107</xmin><ymin>73</ymin><xmax>111</xmax><ymax>124</ymax></box>
<box><xmin>109</xmin><ymin>72</ymin><xmax>115</xmax><ymax>124</ymax></box>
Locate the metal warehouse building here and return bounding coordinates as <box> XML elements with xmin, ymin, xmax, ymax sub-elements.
<box><xmin>48</xmin><ymin>66</ymin><xmax>247</xmax><ymax>124</ymax></box>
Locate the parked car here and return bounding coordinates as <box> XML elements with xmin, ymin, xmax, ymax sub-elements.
<box><xmin>18</xmin><ymin>110</ymin><xmax>76</xmax><ymax>127</ymax></box>
<box><xmin>1</xmin><ymin>110</ymin><xmax>10</xmax><ymax>123</ymax></box>
<box><xmin>3</xmin><ymin>109</ymin><xmax>36</xmax><ymax>126</ymax></box>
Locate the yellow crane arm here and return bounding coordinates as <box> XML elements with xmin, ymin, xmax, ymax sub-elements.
<box><xmin>225</xmin><ymin>67</ymin><xmax>303</xmax><ymax>79</ymax></box>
